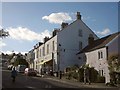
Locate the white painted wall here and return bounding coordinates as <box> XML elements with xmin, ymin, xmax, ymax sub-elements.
<box><xmin>85</xmin><ymin>47</ymin><xmax>110</xmax><ymax>83</ymax></box>
<box><xmin>33</xmin><ymin>48</ymin><xmax>37</xmax><ymax>70</ymax></box>
<box><xmin>35</xmin><ymin>35</ymin><xmax>58</xmax><ymax>73</ymax></box>
<box><xmin>43</xmin><ymin>35</ymin><xmax>58</xmax><ymax>72</ymax></box>
<box><xmin>34</xmin><ymin>19</ymin><xmax>99</xmax><ymax>73</ymax></box>
<box><xmin>58</xmin><ymin>20</ymin><xmax>98</xmax><ymax>71</ymax></box>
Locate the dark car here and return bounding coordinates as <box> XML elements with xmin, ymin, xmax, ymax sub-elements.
<box><xmin>24</xmin><ymin>68</ymin><xmax>37</xmax><ymax>76</ymax></box>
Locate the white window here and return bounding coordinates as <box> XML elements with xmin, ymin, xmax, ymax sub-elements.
<box><xmin>40</xmin><ymin>49</ymin><xmax>41</xmax><ymax>57</ymax></box>
<box><xmin>98</xmin><ymin>52</ymin><xmax>100</xmax><ymax>59</ymax></box>
<box><xmin>79</xmin><ymin>29</ymin><xmax>82</xmax><ymax>37</ymax></box>
<box><xmin>43</xmin><ymin>47</ymin><xmax>45</xmax><ymax>56</ymax></box>
<box><xmin>47</xmin><ymin>44</ymin><xmax>49</xmax><ymax>54</ymax></box>
<box><xmin>101</xmin><ymin>52</ymin><xmax>103</xmax><ymax>58</ymax></box>
<box><xmin>52</xmin><ymin>41</ymin><xmax>55</xmax><ymax>51</ymax></box>
<box><xmin>99</xmin><ymin>70</ymin><xmax>104</xmax><ymax>76</ymax></box>
<box><xmin>98</xmin><ymin>51</ymin><xmax>103</xmax><ymax>59</ymax></box>
<box><xmin>36</xmin><ymin>49</ymin><xmax>39</xmax><ymax>58</ymax></box>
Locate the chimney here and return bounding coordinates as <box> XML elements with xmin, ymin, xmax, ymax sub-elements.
<box><xmin>38</xmin><ymin>42</ymin><xmax>43</xmax><ymax>46</ymax></box>
<box><xmin>88</xmin><ymin>35</ymin><xmax>94</xmax><ymax>45</ymax></box>
<box><xmin>61</xmin><ymin>22</ymin><xmax>68</xmax><ymax>29</ymax></box>
<box><xmin>76</xmin><ymin>12</ymin><xmax>81</xmax><ymax>20</ymax></box>
<box><xmin>52</xmin><ymin>29</ymin><xmax>60</xmax><ymax>37</ymax></box>
<box><xmin>44</xmin><ymin>37</ymin><xmax>49</xmax><ymax>43</ymax></box>
<box><xmin>34</xmin><ymin>46</ymin><xmax>36</xmax><ymax>49</ymax></box>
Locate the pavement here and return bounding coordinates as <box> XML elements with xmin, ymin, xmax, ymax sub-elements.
<box><xmin>37</xmin><ymin>74</ymin><xmax>120</xmax><ymax>89</ymax></box>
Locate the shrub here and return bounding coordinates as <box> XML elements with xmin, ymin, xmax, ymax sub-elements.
<box><xmin>78</xmin><ymin>68</ymin><xmax>84</xmax><ymax>82</ymax></box>
<box><xmin>72</xmin><ymin>72</ymin><xmax>78</xmax><ymax>80</ymax></box>
<box><xmin>64</xmin><ymin>65</ymin><xmax>99</xmax><ymax>82</ymax></box>
<box><xmin>89</xmin><ymin>67</ymin><xmax>98</xmax><ymax>82</ymax></box>
<box><xmin>96</xmin><ymin>76</ymin><xmax>105</xmax><ymax>83</ymax></box>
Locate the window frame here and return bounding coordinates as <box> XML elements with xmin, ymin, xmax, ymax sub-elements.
<box><xmin>98</xmin><ymin>51</ymin><xmax>103</xmax><ymax>60</ymax></box>
<box><xmin>47</xmin><ymin>44</ymin><xmax>49</xmax><ymax>54</ymax></box>
<box><xmin>52</xmin><ymin>41</ymin><xmax>55</xmax><ymax>51</ymax></box>
<box><xmin>79</xmin><ymin>41</ymin><xmax>82</xmax><ymax>50</ymax></box>
<box><xmin>78</xmin><ymin>29</ymin><xmax>82</xmax><ymax>37</ymax></box>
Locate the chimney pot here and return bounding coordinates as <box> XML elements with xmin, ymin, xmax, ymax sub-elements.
<box><xmin>44</xmin><ymin>37</ymin><xmax>49</xmax><ymax>43</ymax></box>
<box><xmin>52</xmin><ymin>29</ymin><xmax>60</xmax><ymax>36</ymax></box>
<box><xmin>61</xmin><ymin>22</ymin><xmax>68</xmax><ymax>29</ymax></box>
<box><xmin>88</xmin><ymin>35</ymin><xmax>94</xmax><ymax>45</ymax></box>
<box><xmin>76</xmin><ymin>12</ymin><xmax>81</xmax><ymax>20</ymax></box>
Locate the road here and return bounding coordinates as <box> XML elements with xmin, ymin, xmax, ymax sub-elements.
<box><xmin>2</xmin><ymin>67</ymin><xmax>79</xmax><ymax>90</ymax></box>
<box><xmin>2</xmin><ymin>67</ymin><xmax>120</xmax><ymax>90</ymax></box>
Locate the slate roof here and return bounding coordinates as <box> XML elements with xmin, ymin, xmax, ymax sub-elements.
<box><xmin>77</xmin><ymin>32</ymin><xmax>120</xmax><ymax>54</ymax></box>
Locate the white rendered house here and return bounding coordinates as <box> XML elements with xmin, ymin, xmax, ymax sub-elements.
<box><xmin>77</xmin><ymin>32</ymin><xmax>120</xmax><ymax>83</ymax></box>
<box><xmin>33</xmin><ymin>12</ymin><xmax>98</xmax><ymax>74</ymax></box>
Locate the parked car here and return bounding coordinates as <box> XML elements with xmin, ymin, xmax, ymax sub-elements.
<box><xmin>24</xmin><ymin>68</ymin><xmax>37</xmax><ymax>76</ymax></box>
<box><xmin>7</xmin><ymin>65</ymin><xmax>13</xmax><ymax>70</ymax></box>
<box><xmin>16</xmin><ymin>65</ymin><xmax>26</xmax><ymax>73</ymax></box>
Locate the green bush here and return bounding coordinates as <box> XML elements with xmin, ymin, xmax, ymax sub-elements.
<box><xmin>109</xmin><ymin>71</ymin><xmax>120</xmax><ymax>84</ymax></box>
<box><xmin>72</xmin><ymin>72</ymin><xmax>78</xmax><ymax>79</ymax></box>
<box><xmin>96</xmin><ymin>76</ymin><xmax>105</xmax><ymax>83</ymax></box>
<box><xmin>64</xmin><ymin>65</ymin><xmax>99</xmax><ymax>83</ymax></box>
<box><xmin>89</xmin><ymin>67</ymin><xmax>98</xmax><ymax>82</ymax></box>
<box><xmin>67</xmin><ymin>72</ymin><xmax>72</xmax><ymax>80</ymax></box>
<box><xmin>78</xmin><ymin>68</ymin><xmax>84</xmax><ymax>82</ymax></box>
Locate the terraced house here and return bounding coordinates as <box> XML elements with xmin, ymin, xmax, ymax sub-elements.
<box><xmin>32</xmin><ymin>12</ymin><xmax>98</xmax><ymax>75</ymax></box>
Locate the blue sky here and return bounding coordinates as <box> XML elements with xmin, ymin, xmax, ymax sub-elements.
<box><xmin>1</xmin><ymin>2</ymin><xmax>118</xmax><ymax>54</ymax></box>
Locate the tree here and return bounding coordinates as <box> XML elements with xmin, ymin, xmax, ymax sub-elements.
<box><xmin>14</xmin><ymin>54</ymin><xmax>28</xmax><ymax>67</ymax></box>
<box><xmin>108</xmin><ymin>54</ymin><xmax>120</xmax><ymax>72</ymax></box>
<box><xmin>108</xmin><ymin>54</ymin><xmax>120</xmax><ymax>85</ymax></box>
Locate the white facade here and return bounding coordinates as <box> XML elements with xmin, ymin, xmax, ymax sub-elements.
<box><xmin>35</xmin><ymin>35</ymin><xmax>58</xmax><ymax>73</ymax></box>
<box><xmin>33</xmin><ymin>12</ymin><xmax>98</xmax><ymax>73</ymax></box>
<box><xmin>85</xmin><ymin>47</ymin><xmax>110</xmax><ymax>83</ymax></box>
<box><xmin>82</xmin><ymin>33</ymin><xmax>120</xmax><ymax>83</ymax></box>
<box><xmin>58</xmin><ymin>20</ymin><xmax>98</xmax><ymax>71</ymax></box>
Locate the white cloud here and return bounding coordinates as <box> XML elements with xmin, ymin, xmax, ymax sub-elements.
<box><xmin>0</xmin><ymin>25</ymin><xmax>2</xmax><ymax>30</ymax></box>
<box><xmin>96</xmin><ymin>28</ymin><xmax>111</xmax><ymax>36</ymax></box>
<box><xmin>0</xmin><ymin>41</ymin><xmax>6</xmax><ymax>48</ymax></box>
<box><xmin>6</xmin><ymin>27</ymin><xmax>51</xmax><ymax>42</ymax></box>
<box><xmin>1</xmin><ymin>50</ymin><xmax>27</xmax><ymax>55</ymax></box>
<box><xmin>42</xmin><ymin>12</ymin><xmax>72</xmax><ymax>24</ymax></box>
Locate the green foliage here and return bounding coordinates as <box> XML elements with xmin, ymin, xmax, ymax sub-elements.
<box><xmin>65</xmin><ymin>64</ymin><xmax>79</xmax><ymax>80</ymax></box>
<box><xmin>96</xmin><ymin>75</ymin><xmax>105</xmax><ymax>83</ymax></box>
<box><xmin>108</xmin><ymin>54</ymin><xmax>120</xmax><ymax>71</ymax></box>
<box><xmin>72</xmin><ymin>71</ymin><xmax>78</xmax><ymax>79</ymax></box>
<box><xmin>89</xmin><ymin>67</ymin><xmax>98</xmax><ymax>82</ymax></box>
<box><xmin>13</xmin><ymin>55</ymin><xmax>28</xmax><ymax>67</ymax></box>
<box><xmin>78</xmin><ymin>68</ymin><xmax>84</xmax><ymax>82</ymax></box>
<box><xmin>108</xmin><ymin>54</ymin><xmax>120</xmax><ymax>84</ymax></box>
<box><xmin>64</xmin><ymin>64</ymin><xmax>98</xmax><ymax>82</ymax></box>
